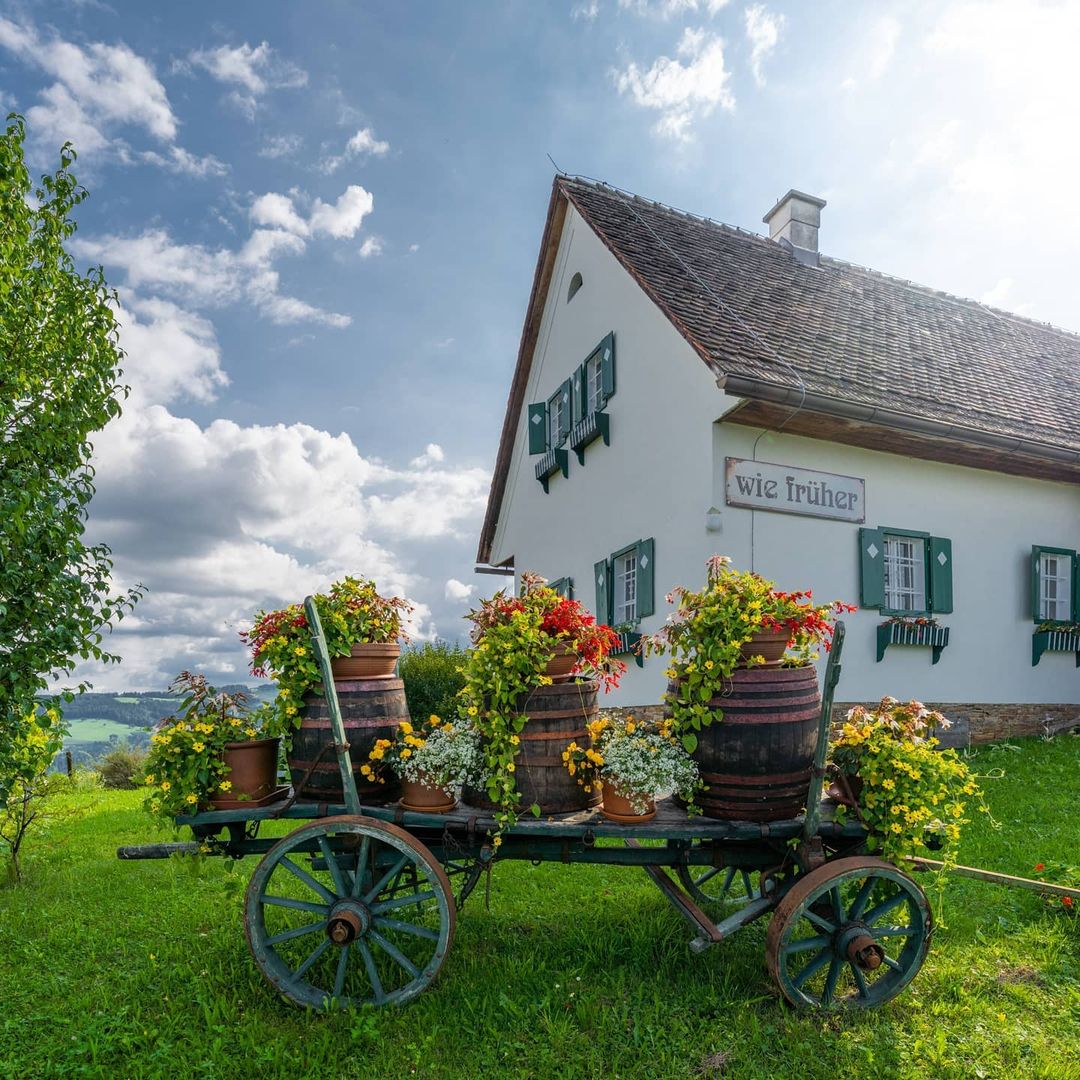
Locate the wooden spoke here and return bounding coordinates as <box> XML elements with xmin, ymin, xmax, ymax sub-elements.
<box><xmin>368</xmin><ymin>929</ymin><xmax>420</xmax><ymax>979</ymax></box>
<box><xmin>365</xmin><ymin>854</ymin><xmax>410</xmax><ymax>904</ymax></box>
<box><xmin>293</xmin><ymin>938</ymin><xmax>332</xmax><ymax>981</ymax></box>
<box><xmin>332</xmin><ymin>944</ymin><xmax>351</xmax><ymax>999</ymax></box>
<box><xmin>350</xmin><ymin>835</ymin><xmax>372</xmax><ymax>899</ymax></box>
<box><xmin>318</xmin><ymin>836</ymin><xmax>348</xmax><ymax>898</ymax></box>
<box><xmin>266</xmin><ymin>921</ymin><xmax>324</xmax><ymax>947</ymax></box>
<box><xmin>792</xmin><ymin>949</ymin><xmax>832</xmax><ymax>989</ymax></box>
<box><xmin>370</xmin><ymin>890</ymin><xmax>436</xmax><ymax>915</ymax></box>
<box><xmin>374</xmin><ymin>916</ymin><xmax>440</xmax><ymax>941</ymax></box>
<box><xmin>262</xmin><ymin>895</ymin><xmax>329</xmax><ymax>915</ymax></box>
<box><xmin>280</xmin><ymin>856</ymin><xmax>336</xmax><ymax>905</ymax></box>
<box><xmin>357</xmin><ymin>939</ymin><xmax>385</xmax><ymax>1004</ymax></box>
<box><xmin>783</xmin><ymin>934</ymin><xmax>830</xmax><ymax>956</ymax></box>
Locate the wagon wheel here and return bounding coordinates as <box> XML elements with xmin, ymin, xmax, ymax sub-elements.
<box><xmin>765</xmin><ymin>856</ymin><xmax>931</xmax><ymax>1009</ymax></box>
<box><xmin>244</xmin><ymin>816</ymin><xmax>455</xmax><ymax>1009</ymax></box>
<box><xmin>671</xmin><ymin>841</ymin><xmax>759</xmax><ymax>908</ymax></box>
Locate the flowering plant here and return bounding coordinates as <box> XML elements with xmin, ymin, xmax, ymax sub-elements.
<box><xmin>462</xmin><ymin>573</ymin><xmax>624</xmax><ymax>837</ymax></box>
<box><xmin>563</xmin><ymin>714</ymin><xmax>701</xmax><ymax>814</ymax></box>
<box><xmin>1031</xmin><ymin>861</ymin><xmax>1079</xmax><ymax>914</ymax></box>
<box><xmin>241</xmin><ymin>576</ymin><xmax>412</xmax><ymax>736</ymax></box>
<box><xmin>646</xmin><ymin>556</ymin><xmax>854</xmax><ymax>751</ymax></box>
<box><xmin>142</xmin><ymin>672</ymin><xmax>277</xmax><ymax>822</ymax></box>
<box><xmin>829</xmin><ymin>697</ymin><xmax>987</xmax><ymax>862</ymax></box>
<box><xmin>364</xmin><ymin>714</ymin><xmax>485</xmax><ymax>792</ymax></box>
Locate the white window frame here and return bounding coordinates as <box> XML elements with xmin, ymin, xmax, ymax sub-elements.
<box><xmin>585</xmin><ymin>352</ymin><xmax>604</xmax><ymax>415</ymax></box>
<box><xmin>883</xmin><ymin>534</ymin><xmax>927</xmax><ymax>614</ymax></box>
<box><xmin>1039</xmin><ymin>552</ymin><xmax>1073</xmax><ymax>622</ymax></box>
<box><xmin>613</xmin><ymin>550</ymin><xmax>637</xmax><ymax>624</ymax></box>
<box><xmin>547</xmin><ymin>387</ymin><xmax>567</xmax><ymax>448</ymax></box>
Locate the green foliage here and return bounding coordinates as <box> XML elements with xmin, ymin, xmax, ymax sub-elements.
<box><xmin>95</xmin><ymin>741</ymin><xmax>147</xmax><ymax>790</ymax></box>
<box><xmin>141</xmin><ymin>674</ymin><xmax>275</xmax><ymax>822</ymax></box>
<box><xmin>399</xmin><ymin>639</ymin><xmax>467</xmax><ymax>722</ymax></box>
<box><xmin>645</xmin><ymin>556</ymin><xmax>850</xmax><ymax>751</ymax></box>
<box><xmin>0</xmin><ymin>706</ymin><xmax>65</xmax><ymax>881</ymax></box>
<box><xmin>242</xmin><ymin>576</ymin><xmax>411</xmax><ymax>734</ymax></box>
<box><xmin>0</xmin><ymin>114</ymin><xmax>143</xmax><ymax>752</ymax></box>
<box><xmin>830</xmin><ymin>698</ymin><xmax>989</xmax><ymax>863</ymax></box>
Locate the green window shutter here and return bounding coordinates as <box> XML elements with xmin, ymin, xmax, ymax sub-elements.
<box><xmin>858</xmin><ymin>527</ymin><xmax>886</xmax><ymax>609</ymax></box>
<box><xmin>1030</xmin><ymin>546</ymin><xmax>1044</xmax><ymax>622</ymax></box>
<box><xmin>635</xmin><ymin>537</ymin><xmax>655</xmax><ymax>618</ymax></box>
<box><xmin>1073</xmin><ymin>553</ymin><xmax>1080</xmax><ymax>622</ymax></box>
<box><xmin>549</xmin><ymin>576</ymin><xmax>573</xmax><ymax>600</ymax></box>
<box><xmin>600</xmin><ymin>332</ymin><xmax>615</xmax><ymax>402</ymax></box>
<box><xmin>527</xmin><ymin>402</ymin><xmax>548</xmax><ymax>455</ymax></box>
<box><xmin>558</xmin><ymin>378</ymin><xmax>572</xmax><ymax>442</ymax></box>
<box><xmin>594</xmin><ymin>559</ymin><xmax>610</xmax><ymax>624</ymax></box>
<box><xmin>573</xmin><ymin>363</ymin><xmax>587</xmax><ymax>423</ymax></box>
<box><xmin>928</xmin><ymin>536</ymin><xmax>953</xmax><ymax>614</ymax></box>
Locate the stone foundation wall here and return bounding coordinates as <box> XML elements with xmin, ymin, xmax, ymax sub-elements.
<box><xmin>602</xmin><ymin>701</ymin><xmax>1080</xmax><ymax>745</ymax></box>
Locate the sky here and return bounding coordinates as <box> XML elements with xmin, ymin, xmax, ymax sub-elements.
<box><xmin>2</xmin><ymin>0</ymin><xmax>1078</xmax><ymax>691</ymax></box>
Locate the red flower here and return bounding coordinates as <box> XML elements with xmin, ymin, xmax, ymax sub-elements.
<box><xmin>1034</xmin><ymin>863</ymin><xmax>1046</xmax><ymax>872</ymax></box>
<box><xmin>1064</xmin><ymin>896</ymin><xmax>1074</xmax><ymax>909</ymax></box>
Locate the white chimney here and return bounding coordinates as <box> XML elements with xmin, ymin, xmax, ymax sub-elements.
<box><xmin>763</xmin><ymin>189</ymin><xmax>827</xmax><ymax>266</ymax></box>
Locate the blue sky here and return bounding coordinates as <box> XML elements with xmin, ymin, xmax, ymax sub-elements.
<box><xmin>2</xmin><ymin>0</ymin><xmax>1076</xmax><ymax>689</ymax></box>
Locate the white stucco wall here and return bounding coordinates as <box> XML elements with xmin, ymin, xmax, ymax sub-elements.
<box><xmin>487</xmin><ymin>205</ymin><xmax>1080</xmax><ymax>711</ymax></box>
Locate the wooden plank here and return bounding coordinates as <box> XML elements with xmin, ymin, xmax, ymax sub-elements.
<box><xmin>906</xmin><ymin>857</ymin><xmax>1080</xmax><ymax>900</ymax></box>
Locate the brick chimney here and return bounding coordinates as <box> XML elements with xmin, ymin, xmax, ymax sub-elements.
<box><xmin>763</xmin><ymin>189</ymin><xmax>827</xmax><ymax>267</ymax></box>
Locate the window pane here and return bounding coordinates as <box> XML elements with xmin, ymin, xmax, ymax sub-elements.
<box><xmin>1040</xmin><ymin>553</ymin><xmax>1072</xmax><ymax>620</ymax></box>
<box><xmin>587</xmin><ymin>355</ymin><xmax>603</xmax><ymax>413</ymax></box>
<box><xmin>614</xmin><ymin>552</ymin><xmax>637</xmax><ymax>624</ymax></box>
<box><xmin>883</xmin><ymin>536</ymin><xmax>926</xmax><ymax>612</ymax></box>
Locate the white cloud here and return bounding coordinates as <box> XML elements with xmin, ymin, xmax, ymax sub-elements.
<box><xmin>308</xmin><ymin>185</ymin><xmax>375</xmax><ymax>239</ymax></box>
<box><xmin>445</xmin><ymin>578</ymin><xmax>474</xmax><ymax>602</ymax></box>
<box><xmin>0</xmin><ymin>17</ymin><xmax>224</xmax><ymax>177</ymax></box>
<box><xmin>320</xmin><ymin>126</ymin><xmax>391</xmax><ymax>173</ymax></box>
<box><xmin>408</xmin><ymin>243</ymin><xmax>420</xmax><ymax>254</ymax></box>
<box><xmin>572</xmin><ymin>0</ymin><xmax>600</xmax><ymax>20</ymax></box>
<box><xmin>258</xmin><ymin>133</ymin><xmax>303</xmax><ymax>159</ymax></box>
<box><xmin>615</xmin><ymin>27</ymin><xmax>735</xmax><ymax>141</ymax></box>
<box><xmin>250</xmin><ymin>191</ymin><xmax>311</xmax><ymax>236</ymax></box>
<box><xmin>359</xmin><ymin>236</ymin><xmax>384</xmax><ymax>258</ymax></box>
<box><xmin>186</xmin><ymin>41</ymin><xmax>307</xmax><ymax>118</ymax></box>
<box><xmin>841</xmin><ymin>14</ymin><xmax>899</xmax><ymax>91</ymax></box>
<box><xmin>411</xmin><ymin>443</ymin><xmax>446</xmax><ymax>467</ymax></box>
<box><xmin>744</xmin><ymin>4</ymin><xmax>784</xmax><ymax>86</ymax></box>
<box><xmin>618</xmin><ymin>0</ymin><xmax>729</xmax><ymax>16</ymax></box>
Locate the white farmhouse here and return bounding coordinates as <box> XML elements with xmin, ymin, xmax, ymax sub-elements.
<box><xmin>476</xmin><ymin>177</ymin><xmax>1080</xmax><ymax>742</ymax></box>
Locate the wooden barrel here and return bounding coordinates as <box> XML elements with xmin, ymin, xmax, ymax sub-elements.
<box><xmin>465</xmin><ymin>680</ymin><xmax>600</xmax><ymax>814</ymax></box>
<box><xmin>287</xmin><ymin>678</ymin><xmax>408</xmax><ymax>804</ymax></box>
<box><xmin>672</xmin><ymin>666</ymin><xmax>821</xmax><ymax>821</ymax></box>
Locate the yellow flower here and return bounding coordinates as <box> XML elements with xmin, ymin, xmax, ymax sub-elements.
<box><xmin>467</xmin><ymin>706</ymin><xmax>478</xmax><ymax>717</ymax></box>
<box><xmin>507</xmin><ymin>762</ymin><xmax>516</xmax><ymax>773</ymax></box>
<box><xmin>400</xmin><ymin>721</ymin><xmax>413</xmax><ymax>735</ymax></box>
<box><xmin>185</xmin><ymin>794</ymin><xmax>198</xmax><ymax>805</ymax></box>
<box><xmin>510</xmin><ymin>735</ymin><xmax>520</xmax><ymax>746</ymax></box>
<box><xmin>401</xmin><ymin>748</ymin><xmax>412</xmax><ymax>759</ymax></box>
<box><xmin>287</xmin><ymin>706</ymin><xmax>298</xmax><ymax>716</ymax></box>
<box><xmin>278</xmin><ymin>688</ymin><xmax>289</xmax><ymax>698</ymax></box>
<box><xmin>192</xmin><ymin>742</ymin><xmax>205</xmax><ymax>752</ymax></box>
<box><xmin>704</xmin><ymin>660</ymin><xmax>714</xmax><ymax>671</ymax></box>
<box><xmin>625</xmin><ymin>721</ymin><xmax>636</xmax><ymax>734</ymax></box>
<box><xmin>360</xmin><ymin>764</ymin><xmax>373</xmax><ymax>777</ymax></box>
<box><xmin>144</xmin><ymin>774</ymin><xmax>155</xmax><ymax>785</ymax></box>
<box><xmin>245</xmin><ymin>727</ymin><xmax>257</xmax><ymax>738</ymax></box>
<box><xmin>160</xmin><ymin>780</ymin><xmax>171</xmax><ymax>791</ymax></box>
<box><xmin>429</xmin><ymin>714</ymin><xmax>441</xmax><ymax>726</ymax></box>
<box><xmin>219</xmin><ymin>780</ymin><xmax>232</xmax><ymax>791</ymax></box>
<box><xmin>294</xmin><ymin>646</ymin><xmax>306</xmax><ymax>656</ymax></box>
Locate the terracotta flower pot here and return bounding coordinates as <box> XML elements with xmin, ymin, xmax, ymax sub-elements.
<box><xmin>827</xmin><ymin>771</ymin><xmax>864</xmax><ymax>805</ymax></box>
<box><xmin>738</xmin><ymin>629</ymin><xmax>789</xmax><ymax>666</ymax></box>
<box><xmin>330</xmin><ymin>642</ymin><xmax>400</xmax><ymax>680</ymax></box>
<box><xmin>545</xmin><ymin>640</ymin><xmax>578</xmax><ymax>682</ymax></box>
<box><xmin>399</xmin><ymin>776</ymin><xmax>457</xmax><ymax>813</ymax></box>
<box><xmin>209</xmin><ymin>737</ymin><xmax>281</xmax><ymax>808</ymax></box>
<box><xmin>600</xmin><ymin>781</ymin><xmax>656</xmax><ymax>824</ymax></box>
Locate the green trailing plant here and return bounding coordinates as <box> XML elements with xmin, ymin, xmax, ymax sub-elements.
<box><xmin>0</xmin><ymin>114</ymin><xmax>143</xmax><ymax>758</ymax></box>
<box><xmin>645</xmin><ymin>556</ymin><xmax>853</xmax><ymax>752</ymax></box>
<box><xmin>0</xmin><ymin>706</ymin><xmax>66</xmax><ymax>882</ymax></box>
<box><xmin>829</xmin><ymin>697</ymin><xmax>989</xmax><ymax>863</ymax></box>
<box><xmin>141</xmin><ymin>674</ymin><xmax>279</xmax><ymax>822</ymax></box>
<box><xmin>461</xmin><ymin>573</ymin><xmax>623</xmax><ymax>840</ymax></box>
<box><xmin>399</xmin><ymin>640</ymin><xmax>468</xmax><ymax>723</ymax></box>
<box><xmin>241</xmin><ymin>576</ymin><xmax>411</xmax><ymax>736</ymax></box>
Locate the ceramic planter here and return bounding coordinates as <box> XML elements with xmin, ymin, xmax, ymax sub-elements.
<box><xmin>330</xmin><ymin>642</ymin><xmax>400</xmax><ymax>680</ymax></box>
<box><xmin>600</xmin><ymin>781</ymin><xmax>656</xmax><ymax>824</ymax></box>
<box><xmin>209</xmin><ymin>737</ymin><xmax>283</xmax><ymax>809</ymax></box>
<box><xmin>738</xmin><ymin>629</ymin><xmax>789</xmax><ymax>666</ymax></box>
<box><xmin>544</xmin><ymin>640</ymin><xmax>578</xmax><ymax>682</ymax></box>
<box><xmin>399</xmin><ymin>776</ymin><xmax>457</xmax><ymax>813</ymax></box>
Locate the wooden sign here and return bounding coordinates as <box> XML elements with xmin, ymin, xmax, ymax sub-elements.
<box><xmin>724</xmin><ymin>458</ymin><xmax>865</xmax><ymax>523</ymax></box>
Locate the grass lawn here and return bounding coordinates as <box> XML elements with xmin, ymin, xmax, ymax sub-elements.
<box><xmin>65</xmin><ymin>717</ymin><xmax>142</xmax><ymax>743</ymax></box>
<box><xmin>1</xmin><ymin>736</ymin><xmax>1078</xmax><ymax>1080</ymax></box>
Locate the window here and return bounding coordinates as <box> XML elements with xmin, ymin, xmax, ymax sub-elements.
<box><xmin>594</xmin><ymin>538</ymin><xmax>654</xmax><ymax>627</ymax></box>
<box><xmin>859</xmin><ymin>526</ymin><xmax>952</xmax><ymax>616</ymax></box>
<box><xmin>573</xmin><ymin>333</ymin><xmax>615</xmax><ymax>423</ymax></box>
<box><xmin>1031</xmin><ymin>546</ymin><xmax>1077</xmax><ymax>623</ymax></box>
<box><xmin>883</xmin><ymin>535</ymin><xmax>926</xmax><ymax>613</ymax></box>
<box><xmin>613</xmin><ymin>550</ymin><xmax>637</xmax><ymax>624</ymax></box>
<box><xmin>567</xmin><ymin>272</ymin><xmax>583</xmax><ymax>302</ymax></box>
<box><xmin>585</xmin><ymin>350</ymin><xmax>604</xmax><ymax>415</ymax></box>
<box><xmin>549</xmin><ymin>576</ymin><xmax>573</xmax><ymax>599</ymax></box>
<box><xmin>529</xmin><ymin>378</ymin><xmax>572</xmax><ymax>456</ymax></box>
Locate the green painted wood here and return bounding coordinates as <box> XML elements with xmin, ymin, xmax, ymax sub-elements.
<box><xmin>801</xmin><ymin>620</ymin><xmax>844</xmax><ymax>842</ymax></box>
<box><xmin>244</xmin><ymin>817</ymin><xmax>454</xmax><ymax>1010</ymax></box>
<box><xmin>303</xmin><ymin>596</ymin><xmax>361</xmax><ymax>815</ymax></box>
<box><xmin>766</xmin><ymin>856</ymin><xmax>931</xmax><ymax>1009</ymax></box>
<box><xmin>876</xmin><ymin>621</ymin><xmax>949</xmax><ymax>665</ymax></box>
<box><xmin>1031</xmin><ymin>629</ymin><xmax>1080</xmax><ymax>667</ymax></box>
<box><xmin>594</xmin><ymin>557</ymin><xmax>610</xmax><ymax>624</ymax></box>
<box><xmin>599</xmin><ymin>332</ymin><xmax>615</xmax><ymax>400</ymax></box>
<box><xmin>928</xmin><ymin>536</ymin><xmax>953</xmax><ymax>614</ymax></box>
<box><xmin>636</xmin><ymin>537</ymin><xmax>655</xmax><ymax>618</ymax></box>
<box><xmin>527</xmin><ymin>402</ymin><xmax>547</xmax><ymax>455</ymax></box>
<box><xmin>858</xmin><ymin>528</ymin><xmax>885</xmax><ymax>609</ymax></box>
<box><xmin>557</xmin><ymin>377</ymin><xmax>572</xmax><ymax>443</ymax></box>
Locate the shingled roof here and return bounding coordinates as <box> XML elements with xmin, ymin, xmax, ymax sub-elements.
<box><xmin>477</xmin><ymin>176</ymin><xmax>1080</xmax><ymax>564</ymax></box>
<box><xmin>561</xmin><ymin>176</ymin><xmax>1080</xmax><ymax>455</ymax></box>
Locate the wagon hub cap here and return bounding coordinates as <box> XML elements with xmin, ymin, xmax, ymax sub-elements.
<box><xmin>840</xmin><ymin>928</ymin><xmax>885</xmax><ymax>971</ymax></box>
<box><xmin>326</xmin><ymin>901</ymin><xmax>370</xmax><ymax>946</ymax></box>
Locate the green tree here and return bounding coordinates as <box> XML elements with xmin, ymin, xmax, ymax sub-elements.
<box><xmin>0</xmin><ymin>114</ymin><xmax>143</xmax><ymax>767</ymax></box>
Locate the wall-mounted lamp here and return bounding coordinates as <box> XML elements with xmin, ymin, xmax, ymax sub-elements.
<box><xmin>705</xmin><ymin>506</ymin><xmax>723</xmax><ymax>533</ymax></box>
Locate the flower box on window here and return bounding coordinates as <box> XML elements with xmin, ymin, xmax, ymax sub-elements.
<box><xmin>570</xmin><ymin>410</ymin><xmax>610</xmax><ymax>465</ymax></box>
<box><xmin>1032</xmin><ymin>628</ymin><xmax>1080</xmax><ymax>667</ymax></box>
<box><xmin>535</xmin><ymin>447</ymin><xmax>569</xmax><ymax>492</ymax></box>
<box><xmin>876</xmin><ymin>620</ymin><xmax>949</xmax><ymax>665</ymax></box>
<box><xmin>612</xmin><ymin>629</ymin><xmax>644</xmax><ymax>668</ymax></box>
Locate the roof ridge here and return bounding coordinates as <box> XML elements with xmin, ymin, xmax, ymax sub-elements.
<box><xmin>561</xmin><ymin>174</ymin><xmax>1080</xmax><ymax>346</ymax></box>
